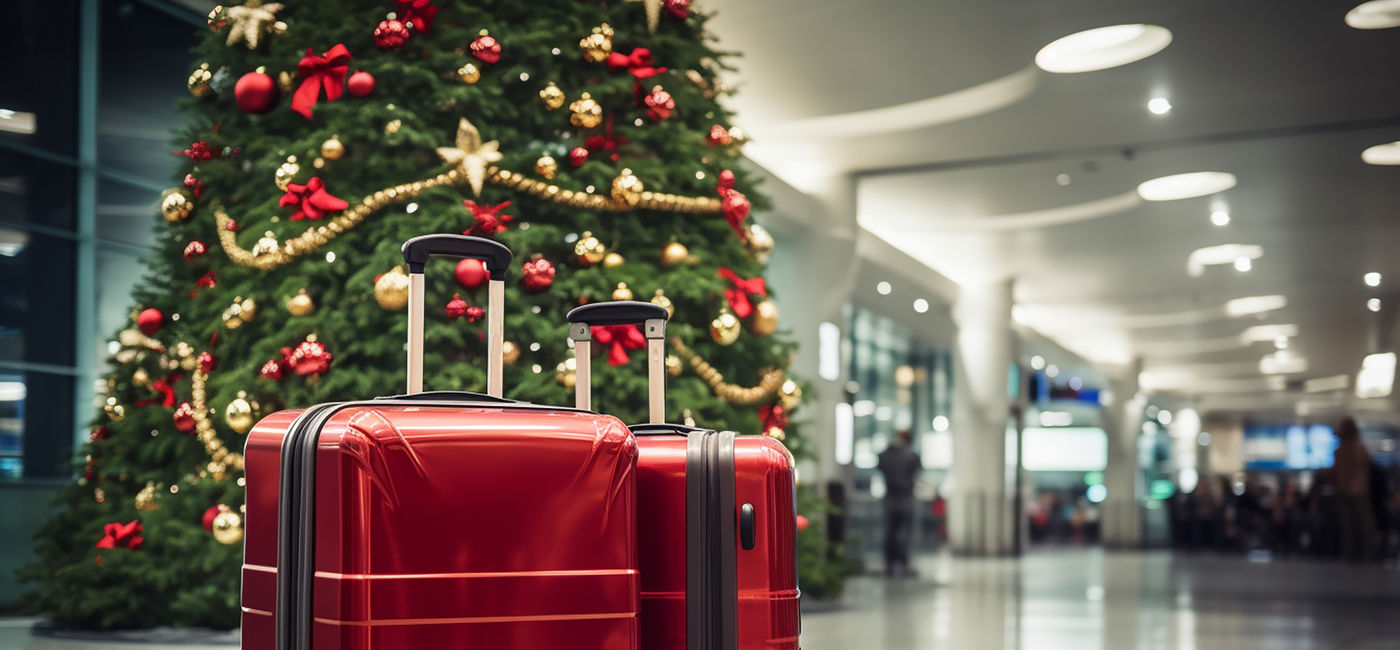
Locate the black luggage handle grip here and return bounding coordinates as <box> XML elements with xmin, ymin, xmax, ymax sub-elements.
<box><xmin>401</xmin><ymin>234</ymin><xmax>512</xmax><ymax>277</ymax></box>
<box><xmin>566</xmin><ymin>301</ymin><xmax>670</xmax><ymax>326</ymax></box>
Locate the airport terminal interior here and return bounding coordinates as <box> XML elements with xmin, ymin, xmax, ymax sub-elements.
<box><xmin>3</xmin><ymin>0</ymin><xmax>1400</xmax><ymax>648</ymax></box>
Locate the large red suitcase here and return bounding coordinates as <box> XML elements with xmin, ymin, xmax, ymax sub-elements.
<box><xmin>566</xmin><ymin>302</ymin><xmax>801</xmax><ymax>650</ymax></box>
<box><xmin>241</xmin><ymin>235</ymin><xmax>640</xmax><ymax>650</ymax></box>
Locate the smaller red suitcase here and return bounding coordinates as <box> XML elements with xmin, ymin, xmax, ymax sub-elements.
<box><xmin>565</xmin><ymin>302</ymin><xmax>801</xmax><ymax>650</ymax></box>
<box><xmin>240</xmin><ymin>235</ymin><xmax>640</xmax><ymax>650</ymax></box>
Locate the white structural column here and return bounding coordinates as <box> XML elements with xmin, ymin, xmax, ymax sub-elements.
<box><xmin>949</xmin><ymin>279</ymin><xmax>1015</xmax><ymax>555</ymax></box>
<box><xmin>1100</xmin><ymin>360</ymin><xmax>1146</xmax><ymax>548</ymax></box>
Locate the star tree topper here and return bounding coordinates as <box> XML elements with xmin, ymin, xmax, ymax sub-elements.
<box><xmin>437</xmin><ymin>117</ymin><xmax>503</xmax><ymax>196</ymax></box>
<box><xmin>225</xmin><ymin>0</ymin><xmax>284</xmax><ymax>49</ymax></box>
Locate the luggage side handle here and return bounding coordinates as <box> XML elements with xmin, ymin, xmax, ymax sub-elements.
<box><xmin>566</xmin><ymin>301</ymin><xmax>670</xmax><ymax>423</ymax></box>
<box><xmin>401</xmin><ymin>234</ymin><xmax>514</xmax><ymax>397</ymax></box>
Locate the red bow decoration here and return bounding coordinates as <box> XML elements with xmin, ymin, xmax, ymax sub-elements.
<box><xmin>717</xmin><ymin>268</ymin><xmax>767</xmax><ymax>319</ymax></box>
<box><xmin>759</xmin><ymin>403</ymin><xmax>789</xmax><ymax>434</ymax></box>
<box><xmin>291</xmin><ymin>44</ymin><xmax>353</xmax><ymax>119</ymax></box>
<box><xmin>718</xmin><ymin>188</ymin><xmax>751</xmax><ymax>240</ymax></box>
<box><xmin>608</xmin><ymin>48</ymin><xmax>667</xmax><ymax>80</ymax></box>
<box><xmin>393</xmin><ymin>0</ymin><xmax>438</xmax><ymax>33</ymax></box>
<box><xmin>462</xmin><ymin>200</ymin><xmax>514</xmax><ymax>237</ymax></box>
<box><xmin>592</xmin><ymin>324</ymin><xmax>646</xmax><ymax>366</ymax></box>
<box><xmin>135</xmin><ymin>374</ymin><xmax>181</xmax><ymax>408</ymax></box>
<box><xmin>280</xmin><ymin>177</ymin><xmax>349</xmax><ymax>220</ymax></box>
<box><xmin>584</xmin><ymin>115</ymin><xmax>629</xmax><ymax>161</ymax></box>
<box><xmin>96</xmin><ymin>520</ymin><xmax>144</xmax><ymax>551</ymax></box>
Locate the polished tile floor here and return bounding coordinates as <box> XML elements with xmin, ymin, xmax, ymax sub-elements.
<box><xmin>2</xmin><ymin>549</ymin><xmax>1396</xmax><ymax>649</ymax></box>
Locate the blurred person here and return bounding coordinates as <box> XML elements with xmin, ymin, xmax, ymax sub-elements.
<box><xmin>877</xmin><ymin>429</ymin><xmax>922</xmax><ymax>577</ymax></box>
<box><xmin>1191</xmin><ymin>477</ymin><xmax>1222</xmax><ymax>551</ymax></box>
<box><xmin>1333</xmin><ymin>417</ymin><xmax>1379</xmax><ymax>563</ymax></box>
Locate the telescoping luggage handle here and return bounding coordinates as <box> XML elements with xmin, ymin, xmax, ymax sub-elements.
<box><xmin>401</xmin><ymin>234</ymin><xmax>513</xmax><ymax>397</ymax></box>
<box><xmin>566</xmin><ymin>301</ymin><xmax>670</xmax><ymax>423</ymax></box>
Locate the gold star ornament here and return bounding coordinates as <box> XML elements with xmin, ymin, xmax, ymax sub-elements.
<box><xmin>627</xmin><ymin>0</ymin><xmax>664</xmax><ymax>33</ymax></box>
<box><xmin>436</xmin><ymin>118</ymin><xmax>503</xmax><ymax>196</ymax></box>
<box><xmin>224</xmin><ymin>0</ymin><xmax>284</xmax><ymax>50</ymax></box>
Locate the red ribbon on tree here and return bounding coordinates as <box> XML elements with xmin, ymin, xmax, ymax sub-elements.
<box><xmin>393</xmin><ymin>0</ymin><xmax>438</xmax><ymax>32</ymax></box>
<box><xmin>759</xmin><ymin>403</ymin><xmax>788</xmax><ymax>433</ymax></box>
<box><xmin>592</xmin><ymin>324</ymin><xmax>646</xmax><ymax>366</ymax></box>
<box><xmin>280</xmin><ymin>177</ymin><xmax>349</xmax><ymax>220</ymax></box>
<box><xmin>135</xmin><ymin>374</ymin><xmax>181</xmax><ymax>408</ymax></box>
<box><xmin>291</xmin><ymin>44</ymin><xmax>352</xmax><ymax>119</ymax></box>
<box><xmin>462</xmin><ymin>200</ymin><xmax>514</xmax><ymax>237</ymax></box>
<box><xmin>95</xmin><ymin>520</ymin><xmax>144</xmax><ymax>551</ymax></box>
<box><xmin>583</xmin><ymin>115</ymin><xmax>628</xmax><ymax>161</ymax></box>
<box><xmin>718</xmin><ymin>187</ymin><xmax>751</xmax><ymax>240</ymax></box>
<box><xmin>717</xmin><ymin>268</ymin><xmax>766</xmax><ymax>319</ymax></box>
<box><xmin>608</xmin><ymin>47</ymin><xmax>667</xmax><ymax>79</ymax></box>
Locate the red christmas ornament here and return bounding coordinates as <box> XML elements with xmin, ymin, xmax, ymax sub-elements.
<box><xmin>291</xmin><ymin>44</ymin><xmax>353</xmax><ymax>119</ymax></box>
<box><xmin>286</xmin><ymin>337</ymin><xmax>333</xmax><ymax>376</ymax></box>
<box><xmin>568</xmin><ymin>147</ymin><xmax>589</xmax><ymax>167</ymax></box>
<box><xmin>394</xmin><ymin>0</ymin><xmax>439</xmax><ymax>32</ymax></box>
<box><xmin>259</xmin><ymin>359</ymin><xmax>284</xmax><ymax>380</ymax></box>
<box><xmin>643</xmin><ymin>85</ymin><xmax>675</xmax><ymax>121</ymax></box>
<box><xmin>465</xmin><ymin>305</ymin><xmax>485</xmax><ymax>323</ymax></box>
<box><xmin>202</xmin><ymin>505</ymin><xmax>228</xmax><ymax>532</ymax></box>
<box><xmin>183</xmin><ymin>240</ymin><xmax>207</xmax><ymax>262</ymax></box>
<box><xmin>196</xmin><ymin>270</ymin><xmax>219</xmax><ymax>289</ymax></box>
<box><xmin>759</xmin><ymin>403</ymin><xmax>789</xmax><ymax>435</ymax></box>
<box><xmin>182</xmin><ymin>140</ymin><xmax>217</xmax><ymax>161</ymax></box>
<box><xmin>137</xmin><ymin>308</ymin><xmax>164</xmax><ymax>336</ymax></box>
<box><xmin>454</xmin><ymin>258</ymin><xmax>488</xmax><ymax>289</ymax></box>
<box><xmin>522</xmin><ymin>258</ymin><xmax>556</xmax><ymax>292</ymax></box>
<box><xmin>234</xmin><ymin>71</ymin><xmax>279</xmax><ymax>114</ymax></box>
<box><xmin>197</xmin><ymin>351</ymin><xmax>216</xmax><ymax>374</ymax></box>
<box><xmin>95</xmin><ymin>520</ymin><xmax>144</xmax><ymax>551</ymax></box>
<box><xmin>666</xmin><ymin>0</ymin><xmax>690</xmax><ymax>19</ymax></box>
<box><xmin>592</xmin><ymin>324</ymin><xmax>646</xmax><ymax>366</ymax></box>
<box><xmin>374</xmin><ymin>19</ymin><xmax>412</xmax><ymax>49</ymax></box>
<box><xmin>720</xmin><ymin>188</ymin><xmax>751</xmax><ymax>239</ymax></box>
<box><xmin>707</xmin><ymin>125</ymin><xmax>733</xmax><ymax>146</ymax></box>
<box><xmin>583</xmin><ymin>115</ymin><xmax>628</xmax><ymax>161</ymax></box>
<box><xmin>183</xmin><ymin>173</ymin><xmax>204</xmax><ymax>199</ymax></box>
<box><xmin>224</xmin><ymin>218</ymin><xmax>239</xmax><ymax>232</ymax></box>
<box><xmin>717</xmin><ymin>169</ymin><xmax>736</xmax><ymax>189</ymax></box>
<box><xmin>717</xmin><ymin>267</ymin><xmax>766</xmax><ymax>319</ymax></box>
<box><xmin>347</xmin><ymin>71</ymin><xmax>375</xmax><ymax>97</ymax></box>
<box><xmin>796</xmin><ymin>515</ymin><xmax>810</xmax><ymax>532</ymax></box>
<box><xmin>173</xmin><ymin>402</ymin><xmax>197</xmax><ymax>433</ymax></box>
<box><xmin>280</xmin><ymin>177</ymin><xmax>349</xmax><ymax>220</ymax></box>
<box><xmin>90</xmin><ymin>426</ymin><xmax>109</xmax><ymax>442</ymax></box>
<box><xmin>84</xmin><ymin>456</ymin><xmax>96</xmax><ymax>482</ymax></box>
<box><xmin>462</xmin><ymin>200</ymin><xmax>513</xmax><ymax>237</ymax></box>
<box><xmin>470</xmin><ymin>34</ymin><xmax>502</xmax><ymax>64</ymax></box>
<box><xmin>445</xmin><ymin>293</ymin><xmax>469</xmax><ymax>319</ymax></box>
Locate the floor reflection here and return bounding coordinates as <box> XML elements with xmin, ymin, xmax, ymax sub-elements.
<box><xmin>801</xmin><ymin>549</ymin><xmax>1400</xmax><ymax>650</ymax></box>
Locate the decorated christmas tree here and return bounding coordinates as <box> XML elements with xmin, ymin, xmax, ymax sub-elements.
<box><xmin>20</xmin><ymin>0</ymin><xmax>846</xmax><ymax>630</ymax></box>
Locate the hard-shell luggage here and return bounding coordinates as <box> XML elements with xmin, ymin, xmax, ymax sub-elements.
<box><xmin>241</xmin><ymin>235</ymin><xmax>640</xmax><ymax>650</ymax></box>
<box><xmin>566</xmin><ymin>302</ymin><xmax>801</xmax><ymax>650</ymax></box>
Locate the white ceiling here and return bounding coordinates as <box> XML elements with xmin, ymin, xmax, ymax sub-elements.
<box><xmin>708</xmin><ymin>0</ymin><xmax>1400</xmax><ymax>412</ymax></box>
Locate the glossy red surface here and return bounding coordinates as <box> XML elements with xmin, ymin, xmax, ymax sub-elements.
<box><xmin>636</xmin><ymin>433</ymin><xmax>800</xmax><ymax>650</ymax></box>
<box><xmin>242</xmin><ymin>404</ymin><xmax>639</xmax><ymax>650</ymax></box>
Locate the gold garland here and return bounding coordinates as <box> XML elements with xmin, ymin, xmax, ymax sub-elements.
<box><xmin>191</xmin><ymin>365</ymin><xmax>244</xmax><ymax>479</ymax></box>
<box><xmin>671</xmin><ymin>337</ymin><xmax>785</xmax><ymax>405</ymax></box>
<box><xmin>216</xmin><ymin>169</ymin><xmax>720</xmax><ymax>271</ymax></box>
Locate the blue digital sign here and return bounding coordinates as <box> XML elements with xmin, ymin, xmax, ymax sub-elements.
<box><xmin>1243</xmin><ymin>424</ymin><xmax>1337</xmax><ymax>470</ymax></box>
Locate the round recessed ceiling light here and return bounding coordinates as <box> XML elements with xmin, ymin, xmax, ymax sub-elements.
<box><xmin>1211</xmin><ymin>210</ymin><xmax>1231</xmax><ymax>226</ymax></box>
<box><xmin>1234</xmin><ymin>256</ymin><xmax>1253</xmax><ymax>272</ymax></box>
<box><xmin>1361</xmin><ymin>141</ymin><xmax>1400</xmax><ymax>165</ymax></box>
<box><xmin>913</xmin><ymin>298</ymin><xmax>930</xmax><ymax>313</ymax></box>
<box><xmin>1035</xmin><ymin>24</ymin><xmax>1173</xmax><ymax>74</ymax></box>
<box><xmin>1365</xmin><ymin>272</ymin><xmax>1382</xmax><ymax>287</ymax></box>
<box><xmin>1346</xmin><ymin>0</ymin><xmax>1400</xmax><ymax>29</ymax></box>
<box><xmin>1368</xmin><ymin>298</ymin><xmax>1382</xmax><ymax>312</ymax></box>
<box><xmin>1147</xmin><ymin>97</ymin><xmax>1172</xmax><ymax>115</ymax></box>
<box><xmin>1137</xmin><ymin>172</ymin><xmax>1237</xmax><ymax>201</ymax></box>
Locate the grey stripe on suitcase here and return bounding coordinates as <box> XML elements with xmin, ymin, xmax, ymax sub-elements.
<box><xmin>687</xmin><ymin>429</ymin><xmax>739</xmax><ymax>650</ymax></box>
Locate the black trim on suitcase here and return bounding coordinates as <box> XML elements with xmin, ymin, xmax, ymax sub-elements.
<box><xmin>686</xmin><ymin>429</ymin><xmax>738</xmax><ymax>650</ymax></box>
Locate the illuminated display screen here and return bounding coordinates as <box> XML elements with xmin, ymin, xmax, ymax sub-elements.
<box><xmin>1243</xmin><ymin>424</ymin><xmax>1336</xmax><ymax>470</ymax></box>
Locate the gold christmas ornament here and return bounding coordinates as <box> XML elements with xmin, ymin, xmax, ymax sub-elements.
<box><xmin>710</xmin><ymin>308</ymin><xmax>741</xmax><ymax>345</ymax></box>
<box><xmin>132</xmin><ymin>368</ymin><xmax>150</xmax><ymax>387</ymax></box>
<box><xmin>574</xmin><ymin>231</ymin><xmax>606</xmax><ymax>266</ymax></box>
<box><xmin>222</xmin><ymin>297</ymin><xmax>256</xmax><ymax>329</ymax></box>
<box><xmin>729</xmin><ymin>126</ymin><xmax>748</xmax><ymax>143</ymax></box>
<box><xmin>747</xmin><ymin>223</ymin><xmax>775</xmax><ymax>263</ymax></box>
<box><xmin>385</xmin><ymin>118</ymin><xmax>402</xmax><ymax>134</ymax></box>
<box><xmin>538</xmin><ymin>82</ymin><xmax>565</xmax><ymax>110</ymax></box>
<box><xmin>274</xmin><ymin>155</ymin><xmax>300</xmax><ymax>190</ymax></box>
<box><xmin>650</xmin><ymin>289</ymin><xmax>674</xmax><ymax>317</ymax></box>
<box><xmin>579</xmin><ymin>23</ymin><xmax>614</xmax><ymax>62</ymax></box>
<box><xmin>320</xmin><ymin>135</ymin><xmax>345</xmax><ymax>161</ymax></box>
<box><xmin>188</xmin><ymin>63</ymin><xmax>214</xmax><ymax>97</ymax></box>
<box><xmin>286</xmin><ymin>289</ymin><xmax>315</xmax><ymax>316</ymax></box>
<box><xmin>661</xmin><ymin>242</ymin><xmax>689</xmax><ymax>267</ymax></box>
<box><xmin>105</xmin><ymin>397</ymin><xmax>126</xmax><ymax>422</ymax></box>
<box><xmin>610</xmin><ymin>169</ymin><xmax>644</xmax><ymax>207</ymax></box>
<box><xmin>239</xmin><ymin>297</ymin><xmax>257</xmax><ymax>321</ymax></box>
<box><xmin>251</xmin><ymin>231</ymin><xmax>279</xmax><ymax>258</ymax></box>
<box><xmin>749</xmin><ymin>299</ymin><xmax>779</xmax><ymax>337</ymax></box>
<box><xmin>161</xmin><ymin>188</ymin><xmax>194</xmax><ymax>222</ymax></box>
<box><xmin>207</xmin><ymin>4</ymin><xmax>230</xmax><ymax>30</ymax></box>
<box><xmin>502</xmin><ymin>340</ymin><xmax>521</xmax><ymax>365</ymax></box>
<box><xmin>457</xmin><ymin>62</ymin><xmax>481</xmax><ymax>84</ymax></box>
<box><xmin>277</xmin><ymin>70</ymin><xmax>294</xmax><ymax>92</ymax></box>
<box><xmin>222</xmin><ymin>0</ymin><xmax>283</xmax><ymax>49</ymax></box>
<box><xmin>556</xmin><ymin>357</ymin><xmax>577</xmax><ymax>388</ymax></box>
<box><xmin>212</xmin><ymin>510</ymin><xmax>245</xmax><ymax>545</ymax></box>
<box><xmin>535</xmin><ymin>154</ymin><xmax>558</xmax><ymax>179</ymax></box>
<box><xmin>765</xmin><ymin>427</ymin><xmax>786</xmax><ymax>441</ymax></box>
<box><xmin>135</xmin><ymin>482</ymin><xmax>160</xmax><ymax>512</ymax></box>
<box><xmin>569</xmin><ymin>92</ymin><xmax>603</xmax><ymax>129</ymax></box>
<box><xmin>375</xmin><ymin>266</ymin><xmax>411</xmax><ymax>310</ymax></box>
<box><xmin>612</xmin><ymin>282</ymin><xmax>634</xmax><ymax>301</ymax></box>
<box><xmin>225</xmin><ymin>393</ymin><xmax>254</xmax><ymax>434</ymax></box>
<box><xmin>666</xmin><ymin>354</ymin><xmax>683</xmax><ymax>376</ymax></box>
<box><xmin>779</xmin><ymin>379</ymin><xmax>803</xmax><ymax>411</ymax></box>
<box><xmin>207</xmin><ymin>461</ymin><xmax>228</xmax><ymax>481</ymax></box>
<box><xmin>603</xmin><ymin>252</ymin><xmax>625</xmax><ymax>268</ymax></box>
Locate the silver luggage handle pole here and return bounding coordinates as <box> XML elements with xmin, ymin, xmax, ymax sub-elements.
<box><xmin>566</xmin><ymin>302</ymin><xmax>670</xmax><ymax>421</ymax></box>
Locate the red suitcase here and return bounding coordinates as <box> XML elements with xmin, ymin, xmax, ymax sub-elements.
<box><xmin>241</xmin><ymin>235</ymin><xmax>640</xmax><ymax>650</ymax></box>
<box><xmin>565</xmin><ymin>302</ymin><xmax>801</xmax><ymax>650</ymax></box>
